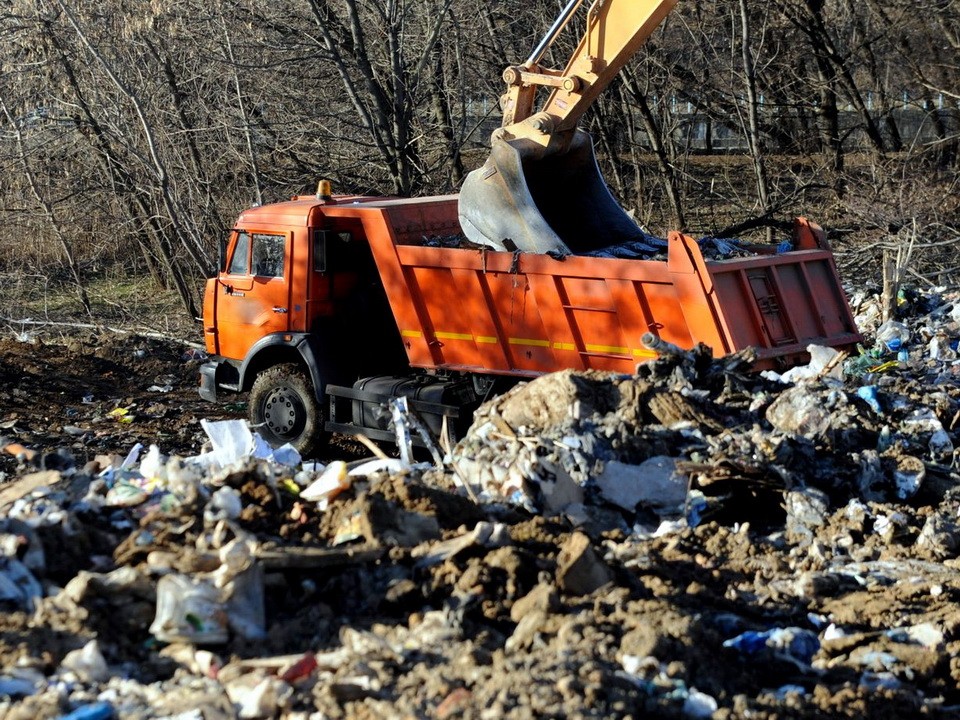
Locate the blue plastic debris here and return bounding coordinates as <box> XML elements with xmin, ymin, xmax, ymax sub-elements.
<box><xmin>0</xmin><ymin>677</ymin><xmax>37</xmax><ymax>697</ymax></box>
<box><xmin>856</xmin><ymin>386</ymin><xmax>882</xmax><ymax>414</ymax></box>
<box><xmin>584</xmin><ymin>233</ymin><xmax>668</xmax><ymax>259</ymax></box>
<box><xmin>723</xmin><ymin>627</ymin><xmax>821</xmax><ymax>665</ymax></box>
<box><xmin>701</xmin><ymin>238</ymin><xmax>740</xmax><ymax>257</ymax></box>
<box><xmin>876</xmin><ymin>320</ymin><xmax>910</xmax><ymax>353</ymax></box>
<box><xmin>776</xmin><ymin>241</ymin><xmax>793</xmax><ymax>253</ymax></box>
<box><xmin>685</xmin><ymin>491</ymin><xmax>708</xmax><ymax>528</ymax></box>
<box><xmin>58</xmin><ymin>702</ymin><xmax>115</xmax><ymax>720</ymax></box>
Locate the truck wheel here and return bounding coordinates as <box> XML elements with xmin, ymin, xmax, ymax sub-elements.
<box><xmin>249</xmin><ymin>364</ymin><xmax>324</xmax><ymax>456</ymax></box>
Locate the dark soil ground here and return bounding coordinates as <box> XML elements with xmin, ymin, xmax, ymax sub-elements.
<box><xmin>0</xmin><ymin>331</ymin><xmax>367</xmax><ymax>479</ymax></box>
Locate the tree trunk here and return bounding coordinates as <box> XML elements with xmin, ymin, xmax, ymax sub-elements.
<box><xmin>738</xmin><ymin>0</ymin><xmax>772</xmax><ymax>231</ymax></box>
<box><xmin>626</xmin><ymin>73</ymin><xmax>685</xmax><ymax>230</ymax></box>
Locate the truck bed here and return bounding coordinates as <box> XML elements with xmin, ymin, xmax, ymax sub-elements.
<box><xmin>321</xmin><ymin>196</ymin><xmax>861</xmax><ymax>375</ymax></box>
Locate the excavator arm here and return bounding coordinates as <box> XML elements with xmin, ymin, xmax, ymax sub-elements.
<box><xmin>504</xmin><ymin>0</ymin><xmax>678</xmax><ymax>140</ymax></box>
<box><xmin>459</xmin><ymin>0</ymin><xmax>678</xmax><ymax>254</ymax></box>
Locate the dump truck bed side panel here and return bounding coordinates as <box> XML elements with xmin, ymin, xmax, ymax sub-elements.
<box><xmin>323</xmin><ymin>196</ymin><xmax>859</xmax><ymax>376</ymax></box>
<box><xmin>391</xmin><ymin>245</ymin><xmax>698</xmax><ymax>374</ymax></box>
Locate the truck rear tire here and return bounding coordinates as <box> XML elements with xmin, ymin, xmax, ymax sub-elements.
<box><xmin>249</xmin><ymin>364</ymin><xmax>324</xmax><ymax>456</ymax></box>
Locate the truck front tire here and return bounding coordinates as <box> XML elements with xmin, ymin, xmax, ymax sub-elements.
<box><xmin>249</xmin><ymin>364</ymin><xmax>324</xmax><ymax>456</ymax></box>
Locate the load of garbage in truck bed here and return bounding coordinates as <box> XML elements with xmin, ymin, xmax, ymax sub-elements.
<box><xmin>0</xmin><ymin>284</ymin><xmax>959</xmax><ymax>719</ymax></box>
<box><xmin>419</xmin><ymin>229</ymin><xmax>795</xmax><ymax>261</ymax></box>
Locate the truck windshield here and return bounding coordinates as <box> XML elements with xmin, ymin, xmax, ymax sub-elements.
<box><xmin>227</xmin><ymin>231</ymin><xmax>285</xmax><ymax>277</ymax></box>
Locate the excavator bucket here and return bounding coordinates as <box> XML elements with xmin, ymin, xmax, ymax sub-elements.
<box><xmin>458</xmin><ymin>130</ymin><xmax>650</xmax><ymax>255</ymax></box>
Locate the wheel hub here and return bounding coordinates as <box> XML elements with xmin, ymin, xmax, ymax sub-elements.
<box><xmin>263</xmin><ymin>388</ymin><xmax>304</xmax><ymax>437</ymax></box>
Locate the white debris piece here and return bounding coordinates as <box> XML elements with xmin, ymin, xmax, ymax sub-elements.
<box><xmin>60</xmin><ymin>640</ymin><xmax>110</xmax><ymax>683</ymax></box>
<box><xmin>595</xmin><ymin>457</ymin><xmax>688</xmax><ymax>513</ymax></box>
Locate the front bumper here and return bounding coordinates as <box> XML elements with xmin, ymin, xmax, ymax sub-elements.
<box><xmin>199</xmin><ymin>357</ymin><xmax>242</xmax><ymax>402</ymax></box>
<box><xmin>199</xmin><ymin>361</ymin><xmax>220</xmax><ymax>402</ymax></box>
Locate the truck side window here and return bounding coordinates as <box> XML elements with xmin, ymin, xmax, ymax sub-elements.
<box><xmin>252</xmin><ymin>233</ymin><xmax>285</xmax><ymax>278</ymax></box>
<box><xmin>313</xmin><ymin>230</ymin><xmax>327</xmax><ymax>273</ymax></box>
<box><xmin>313</xmin><ymin>230</ymin><xmax>352</xmax><ymax>273</ymax></box>
<box><xmin>228</xmin><ymin>231</ymin><xmax>251</xmax><ymax>275</ymax></box>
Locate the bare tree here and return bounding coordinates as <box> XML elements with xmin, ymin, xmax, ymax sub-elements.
<box><xmin>737</xmin><ymin>0</ymin><xmax>772</xmax><ymax>227</ymax></box>
<box><xmin>0</xmin><ymin>95</ymin><xmax>91</xmax><ymax>315</ymax></box>
<box><xmin>0</xmin><ymin>0</ymin><xmax>956</xmax><ymax>325</ymax></box>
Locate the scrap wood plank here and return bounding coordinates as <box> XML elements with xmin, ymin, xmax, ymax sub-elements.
<box><xmin>256</xmin><ymin>545</ymin><xmax>384</xmax><ymax>569</ymax></box>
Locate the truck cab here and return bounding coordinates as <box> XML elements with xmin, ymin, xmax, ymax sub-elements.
<box><xmin>200</xmin><ymin>190</ymin><xmax>415</xmax><ymax>454</ymax></box>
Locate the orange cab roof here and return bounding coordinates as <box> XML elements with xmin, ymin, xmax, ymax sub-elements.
<box><xmin>235</xmin><ymin>194</ymin><xmax>457</xmax><ymax>227</ymax></box>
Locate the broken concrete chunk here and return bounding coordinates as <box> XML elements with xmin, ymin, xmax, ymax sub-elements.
<box><xmin>510</xmin><ymin>582</ymin><xmax>560</xmax><ymax>623</ymax></box>
<box><xmin>784</xmin><ymin>488</ymin><xmax>830</xmax><ymax>547</ymax></box>
<box><xmin>555</xmin><ymin>532</ymin><xmax>613</xmax><ymax>596</ymax></box>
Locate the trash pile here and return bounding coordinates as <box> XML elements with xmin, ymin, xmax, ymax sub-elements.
<box><xmin>0</xmin><ymin>286</ymin><xmax>959</xmax><ymax>719</ymax></box>
<box><xmin>418</xmin><ymin>230</ymin><xmax>792</xmax><ymax>262</ymax></box>
<box><xmin>582</xmin><ymin>232</ymin><xmax>793</xmax><ymax>261</ymax></box>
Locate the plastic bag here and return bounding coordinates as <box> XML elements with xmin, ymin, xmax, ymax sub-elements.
<box><xmin>875</xmin><ymin>320</ymin><xmax>910</xmax><ymax>352</ymax></box>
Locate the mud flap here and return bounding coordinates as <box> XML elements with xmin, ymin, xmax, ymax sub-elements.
<box><xmin>458</xmin><ymin>129</ymin><xmax>648</xmax><ymax>255</ymax></box>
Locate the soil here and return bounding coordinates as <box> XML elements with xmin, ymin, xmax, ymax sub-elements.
<box><xmin>0</xmin><ymin>332</ymin><xmax>367</xmax><ymax>478</ymax></box>
<box><xmin>0</xmin><ymin>329</ymin><xmax>959</xmax><ymax>719</ymax></box>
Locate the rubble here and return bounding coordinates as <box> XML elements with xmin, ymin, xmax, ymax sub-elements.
<box><xmin>555</xmin><ymin>531</ymin><xmax>614</xmax><ymax>596</ymax></box>
<box><xmin>0</xmin><ymin>286</ymin><xmax>959</xmax><ymax>718</ymax></box>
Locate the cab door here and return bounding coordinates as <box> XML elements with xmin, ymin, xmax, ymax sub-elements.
<box><xmin>215</xmin><ymin>229</ymin><xmax>293</xmax><ymax>361</ymax></box>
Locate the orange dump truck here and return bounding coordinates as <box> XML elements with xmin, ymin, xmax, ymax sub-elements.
<box><xmin>200</xmin><ymin>0</ymin><xmax>861</xmax><ymax>454</ymax></box>
<box><xmin>200</xmin><ymin>190</ymin><xmax>861</xmax><ymax>454</ymax></box>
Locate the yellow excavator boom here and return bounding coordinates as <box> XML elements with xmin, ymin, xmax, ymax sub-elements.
<box><xmin>459</xmin><ymin>0</ymin><xmax>678</xmax><ymax>255</ymax></box>
<box><xmin>505</xmin><ymin>0</ymin><xmax>678</xmax><ymax>137</ymax></box>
